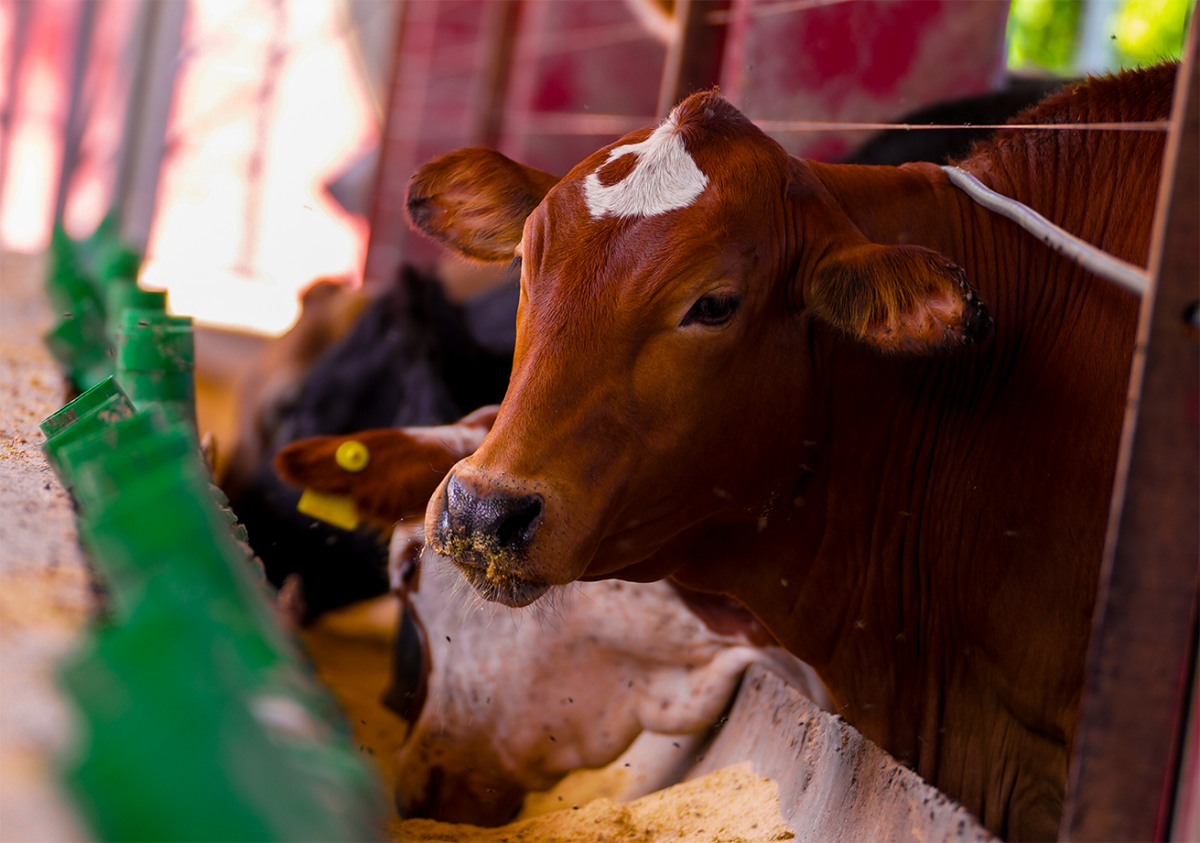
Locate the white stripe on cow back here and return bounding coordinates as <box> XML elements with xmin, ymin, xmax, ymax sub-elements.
<box><xmin>583</xmin><ymin>111</ymin><xmax>709</xmax><ymax>220</ymax></box>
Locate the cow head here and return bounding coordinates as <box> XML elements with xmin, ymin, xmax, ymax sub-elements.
<box><xmin>408</xmin><ymin>91</ymin><xmax>991</xmax><ymax>607</ymax></box>
<box><xmin>385</xmin><ymin>526</ymin><xmax>827</xmax><ymax>826</ymax></box>
<box><xmin>272</xmin><ymin>405</ymin><xmax>500</xmax><ymax>532</ymax></box>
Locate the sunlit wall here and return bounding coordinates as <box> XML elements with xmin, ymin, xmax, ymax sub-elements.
<box><xmin>0</xmin><ymin>0</ymin><xmax>378</xmax><ymax>335</ymax></box>
<box><xmin>138</xmin><ymin>0</ymin><xmax>378</xmax><ymax>334</ymax></box>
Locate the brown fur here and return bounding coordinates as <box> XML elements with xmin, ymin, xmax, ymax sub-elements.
<box><xmin>405</xmin><ymin>64</ymin><xmax>1176</xmax><ymax>841</ymax></box>
<box><xmin>272</xmin><ymin>407</ymin><xmax>498</xmax><ymax>529</ymax></box>
<box><xmin>809</xmin><ymin>243</ymin><xmax>993</xmax><ymax>352</ymax></box>
<box><xmin>407</xmin><ymin>148</ymin><xmax>559</xmax><ymax>262</ymax></box>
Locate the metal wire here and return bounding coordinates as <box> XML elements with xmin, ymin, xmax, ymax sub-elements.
<box><xmin>753</xmin><ymin>120</ymin><xmax>1170</xmax><ymax>133</ymax></box>
<box><xmin>942</xmin><ymin>166</ymin><xmax>1149</xmax><ymax>296</ymax></box>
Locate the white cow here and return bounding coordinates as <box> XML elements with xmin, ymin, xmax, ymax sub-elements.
<box><xmin>385</xmin><ymin>523</ymin><xmax>827</xmax><ymax>825</ymax></box>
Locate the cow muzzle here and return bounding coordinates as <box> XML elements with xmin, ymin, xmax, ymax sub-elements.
<box><xmin>428</xmin><ymin>471</ymin><xmax>550</xmax><ymax>607</ymax></box>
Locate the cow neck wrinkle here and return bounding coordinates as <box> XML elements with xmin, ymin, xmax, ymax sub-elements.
<box><xmin>798</xmin><ymin>154</ymin><xmax>1136</xmax><ymax>843</ymax></box>
<box><xmin>663</xmin><ymin>339</ymin><xmax>926</xmax><ymax>679</ymax></box>
<box><xmin>697</xmin><ymin>351</ymin><xmax>1049</xmax><ymax>839</ymax></box>
<box><xmin>669</xmin><ymin>294</ymin><xmax>1026</xmax><ymax>827</ymax></box>
<box><xmin>668</xmin><ymin>462</ymin><xmax>834</xmax><ymax>665</ymax></box>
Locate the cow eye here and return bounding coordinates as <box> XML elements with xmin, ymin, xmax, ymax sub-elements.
<box><xmin>681</xmin><ymin>293</ymin><xmax>740</xmax><ymax>328</ymax></box>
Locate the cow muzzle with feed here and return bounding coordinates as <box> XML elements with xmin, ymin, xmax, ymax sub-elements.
<box><xmin>274</xmin><ymin>412</ymin><xmax>830</xmax><ymax>826</ymax></box>
<box><xmin>407</xmin><ymin>94</ymin><xmax>991</xmax><ymax>608</ymax></box>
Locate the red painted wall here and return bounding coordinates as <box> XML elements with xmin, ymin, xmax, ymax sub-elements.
<box><xmin>366</xmin><ymin>0</ymin><xmax>1010</xmax><ymax>284</ymax></box>
<box><xmin>722</xmin><ymin>0</ymin><xmax>1010</xmax><ymax>161</ymax></box>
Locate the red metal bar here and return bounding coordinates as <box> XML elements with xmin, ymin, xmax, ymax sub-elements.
<box><xmin>522</xmin><ymin>20</ymin><xmax>665</xmax><ymax>56</ymax></box>
<box><xmin>504</xmin><ymin>111</ymin><xmax>656</xmax><ymax>136</ymax></box>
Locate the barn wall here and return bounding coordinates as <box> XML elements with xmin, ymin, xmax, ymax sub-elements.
<box><xmin>723</xmin><ymin>0</ymin><xmax>1010</xmax><ymax>161</ymax></box>
<box><xmin>364</xmin><ymin>0</ymin><xmax>1010</xmax><ymax>286</ymax></box>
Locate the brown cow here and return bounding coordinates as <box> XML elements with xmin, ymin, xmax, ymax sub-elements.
<box><xmin>405</xmin><ymin>64</ymin><xmax>1175</xmax><ymax>841</ymax></box>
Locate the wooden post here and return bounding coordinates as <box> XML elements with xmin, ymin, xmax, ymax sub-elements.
<box><xmin>1172</xmin><ymin>662</ymin><xmax>1199</xmax><ymax>840</ymax></box>
<box><xmin>118</xmin><ymin>0</ymin><xmax>186</xmax><ymax>252</ymax></box>
<box><xmin>363</xmin><ymin>0</ymin><xmax>440</xmax><ymax>287</ymax></box>
<box><xmin>1062</xmin><ymin>20</ymin><xmax>1200</xmax><ymax>843</ymax></box>
<box><xmin>53</xmin><ymin>0</ymin><xmax>98</xmax><ymax>226</ymax></box>
<box><xmin>656</xmin><ymin>0</ymin><xmax>729</xmax><ymax>118</ymax></box>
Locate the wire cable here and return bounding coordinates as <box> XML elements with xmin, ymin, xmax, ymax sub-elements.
<box><xmin>941</xmin><ymin>165</ymin><xmax>1149</xmax><ymax>296</ymax></box>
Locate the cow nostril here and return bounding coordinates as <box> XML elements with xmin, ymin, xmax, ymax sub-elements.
<box><xmin>405</xmin><ymin>193</ymin><xmax>434</xmax><ymax>229</ymax></box>
<box><xmin>445</xmin><ymin>473</ymin><xmax>470</xmax><ymax>513</ymax></box>
<box><xmin>443</xmin><ymin>473</ymin><xmax>544</xmax><ymax>554</ymax></box>
<box><xmin>494</xmin><ymin>495</ymin><xmax>543</xmax><ymax>550</ymax></box>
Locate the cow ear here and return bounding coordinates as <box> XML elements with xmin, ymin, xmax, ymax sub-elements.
<box><xmin>273</xmin><ymin>429</ymin><xmax>458</xmax><ymax>525</ymax></box>
<box><xmin>406</xmin><ymin>147</ymin><xmax>560</xmax><ymax>262</ymax></box>
<box><xmin>273</xmin><ymin>408</ymin><xmax>498</xmax><ymax>524</ymax></box>
<box><xmin>805</xmin><ymin>242</ymin><xmax>994</xmax><ymax>354</ymax></box>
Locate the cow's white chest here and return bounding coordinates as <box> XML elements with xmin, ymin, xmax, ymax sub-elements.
<box><xmin>583</xmin><ymin>119</ymin><xmax>708</xmax><ymax>220</ymax></box>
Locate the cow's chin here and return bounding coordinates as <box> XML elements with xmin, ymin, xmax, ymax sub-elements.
<box><xmin>450</xmin><ymin>558</ymin><xmax>552</xmax><ymax>607</ymax></box>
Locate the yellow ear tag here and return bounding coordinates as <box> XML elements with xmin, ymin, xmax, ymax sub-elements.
<box><xmin>297</xmin><ymin>489</ymin><xmax>360</xmax><ymax>531</ymax></box>
<box><xmin>335</xmin><ymin>440</ymin><xmax>370</xmax><ymax>472</ymax></box>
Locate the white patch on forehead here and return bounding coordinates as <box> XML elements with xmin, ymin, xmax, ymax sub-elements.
<box><xmin>583</xmin><ymin>114</ymin><xmax>708</xmax><ymax>220</ymax></box>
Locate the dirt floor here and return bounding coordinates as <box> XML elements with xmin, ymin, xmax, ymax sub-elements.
<box><xmin>0</xmin><ymin>251</ymin><xmax>95</xmax><ymax>842</ymax></box>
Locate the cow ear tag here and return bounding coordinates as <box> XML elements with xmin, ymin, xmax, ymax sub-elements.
<box><xmin>297</xmin><ymin>489</ymin><xmax>360</xmax><ymax>531</ymax></box>
<box><xmin>336</xmin><ymin>440</ymin><xmax>370</xmax><ymax>472</ymax></box>
<box><xmin>295</xmin><ymin>440</ymin><xmax>368</xmax><ymax>529</ymax></box>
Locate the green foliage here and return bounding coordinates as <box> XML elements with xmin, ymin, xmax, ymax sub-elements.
<box><xmin>1112</xmin><ymin>0</ymin><xmax>1191</xmax><ymax>67</ymax></box>
<box><xmin>1008</xmin><ymin>0</ymin><xmax>1192</xmax><ymax>74</ymax></box>
<box><xmin>1008</xmin><ymin>0</ymin><xmax>1083</xmax><ymax>74</ymax></box>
